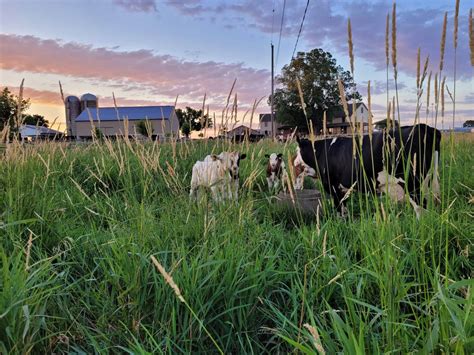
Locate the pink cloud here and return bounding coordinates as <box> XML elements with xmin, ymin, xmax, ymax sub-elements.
<box><xmin>1</xmin><ymin>85</ymin><xmax>267</xmax><ymax>119</ymax></box>
<box><xmin>0</xmin><ymin>34</ymin><xmax>271</xmax><ymax>107</ymax></box>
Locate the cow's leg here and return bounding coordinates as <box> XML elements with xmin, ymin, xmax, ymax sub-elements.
<box><xmin>408</xmin><ymin>197</ymin><xmax>423</xmax><ymax>220</ymax></box>
<box><xmin>189</xmin><ymin>186</ymin><xmax>197</xmax><ymax>200</ymax></box>
<box><xmin>267</xmin><ymin>176</ymin><xmax>273</xmax><ymax>191</ymax></box>
<box><xmin>233</xmin><ymin>180</ymin><xmax>239</xmax><ymax>200</ymax></box>
<box><xmin>189</xmin><ymin>177</ymin><xmax>199</xmax><ymax>200</ymax></box>
<box><xmin>295</xmin><ymin>171</ymin><xmax>305</xmax><ymax>190</ymax></box>
<box><xmin>210</xmin><ymin>185</ymin><xmax>220</xmax><ymax>202</ymax></box>
<box><xmin>431</xmin><ymin>150</ymin><xmax>440</xmax><ymax>203</ymax></box>
<box><xmin>274</xmin><ymin>178</ymin><xmax>280</xmax><ymax>191</ymax></box>
<box><xmin>331</xmin><ymin>185</ymin><xmax>348</xmax><ymax>217</ymax></box>
<box><xmin>281</xmin><ymin>171</ymin><xmax>289</xmax><ymax>192</ymax></box>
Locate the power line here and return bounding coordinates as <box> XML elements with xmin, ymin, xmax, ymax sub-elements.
<box><xmin>291</xmin><ymin>0</ymin><xmax>310</xmax><ymax>60</ymax></box>
<box><xmin>271</xmin><ymin>0</ymin><xmax>276</xmax><ymax>44</ymax></box>
<box><xmin>275</xmin><ymin>0</ymin><xmax>286</xmax><ymax>67</ymax></box>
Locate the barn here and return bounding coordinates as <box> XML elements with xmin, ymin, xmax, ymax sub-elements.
<box><xmin>65</xmin><ymin>93</ymin><xmax>180</xmax><ymax>140</ymax></box>
<box><xmin>19</xmin><ymin>124</ymin><xmax>64</xmax><ymax>141</ymax></box>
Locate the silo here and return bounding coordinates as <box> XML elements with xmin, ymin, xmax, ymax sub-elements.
<box><xmin>80</xmin><ymin>93</ymin><xmax>98</xmax><ymax>111</ymax></box>
<box><xmin>65</xmin><ymin>95</ymin><xmax>80</xmax><ymax>138</ymax></box>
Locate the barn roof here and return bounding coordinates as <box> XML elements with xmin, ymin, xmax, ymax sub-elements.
<box><xmin>75</xmin><ymin>106</ymin><xmax>175</xmax><ymax>122</ymax></box>
<box><xmin>20</xmin><ymin>125</ymin><xmax>63</xmax><ymax>136</ymax></box>
<box><xmin>227</xmin><ymin>124</ymin><xmax>263</xmax><ymax>135</ymax></box>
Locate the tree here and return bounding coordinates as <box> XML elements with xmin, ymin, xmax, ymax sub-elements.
<box><xmin>181</xmin><ymin>121</ymin><xmax>191</xmax><ymax>138</ymax></box>
<box><xmin>0</xmin><ymin>87</ymin><xmax>30</xmax><ymax>131</ymax></box>
<box><xmin>175</xmin><ymin>107</ymin><xmax>212</xmax><ymax>132</ymax></box>
<box><xmin>463</xmin><ymin>120</ymin><xmax>474</xmax><ymax>128</ymax></box>
<box><xmin>272</xmin><ymin>48</ymin><xmax>361</xmax><ymax>133</ymax></box>
<box><xmin>135</xmin><ymin>120</ymin><xmax>154</xmax><ymax>138</ymax></box>
<box><xmin>22</xmin><ymin>114</ymin><xmax>48</xmax><ymax>127</ymax></box>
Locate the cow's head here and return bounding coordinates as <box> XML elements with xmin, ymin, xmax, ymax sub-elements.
<box><xmin>296</xmin><ymin>135</ymin><xmax>317</xmax><ymax>170</ymax></box>
<box><xmin>265</xmin><ymin>153</ymin><xmax>283</xmax><ymax>171</ymax></box>
<box><xmin>220</xmin><ymin>151</ymin><xmax>246</xmax><ymax>179</ymax></box>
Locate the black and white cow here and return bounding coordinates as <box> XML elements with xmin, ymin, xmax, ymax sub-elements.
<box><xmin>296</xmin><ymin>124</ymin><xmax>441</xmax><ymax>217</ymax></box>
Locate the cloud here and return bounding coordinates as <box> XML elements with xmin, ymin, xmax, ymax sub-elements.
<box><xmin>0</xmin><ymin>34</ymin><xmax>271</xmax><ymax>107</ymax></box>
<box><xmin>359</xmin><ymin>80</ymin><xmax>407</xmax><ymax>96</ymax></box>
<box><xmin>165</xmin><ymin>1</ymin><xmax>472</xmax><ymax>81</ymax></box>
<box><xmin>1</xmin><ymin>85</ymin><xmax>266</xmax><ymax>117</ymax></box>
<box><xmin>113</xmin><ymin>0</ymin><xmax>157</xmax><ymax>12</ymax></box>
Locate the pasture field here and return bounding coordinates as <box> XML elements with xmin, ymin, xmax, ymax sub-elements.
<box><xmin>0</xmin><ymin>133</ymin><xmax>472</xmax><ymax>354</ymax></box>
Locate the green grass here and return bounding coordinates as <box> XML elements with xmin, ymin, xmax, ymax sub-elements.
<box><xmin>0</xmin><ymin>135</ymin><xmax>472</xmax><ymax>354</ymax></box>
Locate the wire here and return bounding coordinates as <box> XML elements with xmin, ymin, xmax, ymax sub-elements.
<box><xmin>271</xmin><ymin>0</ymin><xmax>276</xmax><ymax>44</ymax></box>
<box><xmin>275</xmin><ymin>0</ymin><xmax>286</xmax><ymax>67</ymax></box>
<box><xmin>291</xmin><ymin>0</ymin><xmax>310</xmax><ymax>60</ymax></box>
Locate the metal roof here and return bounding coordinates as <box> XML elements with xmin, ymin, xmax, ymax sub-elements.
<box><xmin>80</xmin><ymin>93</ymin><xmax>97</xmax><ymax>101</ymax></box>
<box><xmin>75</xmin><ymin>106</ymin><xmax>175</xmax><ymax>122</ymax></box>
<box><xmin>65</xmin><ymin>95</ymin><xmax>80</xmax><ymax>102</ymax></box>
<box><xmin>20</xmin><ymin>125</ymin><xmax>63</xmax><ymax>136</ymax></box>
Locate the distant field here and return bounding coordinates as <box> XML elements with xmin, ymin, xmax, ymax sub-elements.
<box><xmin>1</xmin><ymin>133</ymin><xmax>472</xmax><ymax>353</ymax></box>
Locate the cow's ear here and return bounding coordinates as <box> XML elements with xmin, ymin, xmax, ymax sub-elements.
<box><xmin>277</xmin><ymin>153</ymin><xmax>283</xmax><ymax>158</ymax></box>
<box><xmin>264</xmin><ymin>154</ymin><xmax>270</xmax><ymax>158</ymax></box>
<box><xmin>240</xmin><ymin>153</ymin><xmax>247</xmax><ymax>160</ymax></box>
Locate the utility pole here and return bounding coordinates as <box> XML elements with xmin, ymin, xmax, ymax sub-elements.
<box><xmin>271</xmin><ymin>43</ymin><xmax>275</xmax><ymax>140</ymax></box>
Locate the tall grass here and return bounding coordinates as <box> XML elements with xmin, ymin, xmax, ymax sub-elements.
<box><xmin>1</xmin><ymin>2</ymin><xmax>473</xmax><ymax>353</ymax></box>
<box><xmin>0</xmin><ymin>134</ymin><xmax>472</xmax><ymax>353</ymax></box>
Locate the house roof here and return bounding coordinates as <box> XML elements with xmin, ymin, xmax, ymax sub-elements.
<box><xmin>227</xmin><ymin>125</ymin><xmax>263</xmax><ymax>135</ymax></box>
<box><xmin>333</xmin><ymin>102</ymin><xmax>368</xmax><ymax>119</ymax></box>
<box><xmin>75</xmin><ymin>106</ymin><xmax>175</xmax><ymax>122</ymax></box>
<box><xmin>20</xmin><ymin>125</ymin><xmax>63</xmax><ymax>136</ymax></box>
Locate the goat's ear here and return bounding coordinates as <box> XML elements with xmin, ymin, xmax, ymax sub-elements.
<box><xmin>240</xmin><ymin>153</ymin><xmax>247</xmax><ymax>160</ymax></box>
<box><xmin>264</xmin><ymin>154</ymin><xmax>270</xmax><ymax>158</ymax></box>
<box><xmin>210</xmin><ymin>154</ymin><xmax>218</xmax><ymax>161</ymax></box>
<box><xmin>277</xmin><ymin>153</ymin><xmax>283</xmax><ymax>158</ymax></box>
<box><xmin>296</xmin><ymin>135</ymin><xmax>301</xmax><ymax>145</ymax></box>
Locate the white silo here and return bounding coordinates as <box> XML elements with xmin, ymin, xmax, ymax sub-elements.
<box><xmin>65</xmin><ymin>95</ymin><xmax>80</xmax><ymax>138</ymax></box>
<box><xmin>80</xmin><ymin>93</ymin><xmax>98</xmax><ymax>111</ymax></box>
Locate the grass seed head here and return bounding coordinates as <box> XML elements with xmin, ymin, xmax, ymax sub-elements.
<box><xmin>348</xmin><ymin>18</ymin><xmax>354</xmax><ymax>75</ymax></box>
<box><xmin>454</xmin><ymin>0</ymin><xmax>460</xmax><ymax>49</ymax></box>
<box><xmin>391</xmin><ymin>3</ymin><xmax>397</xmax><ymax>78</ymax></box>
<box><xmin>439</xmin><ymin>12</ymin><xmax>447</xmax><ymax>72</ymax></box>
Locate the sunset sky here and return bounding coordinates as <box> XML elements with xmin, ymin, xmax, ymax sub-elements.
<box><xmin>1</xmin><ymin>0</ymin><xmax>472</xmax><ymax>131</ymax></box>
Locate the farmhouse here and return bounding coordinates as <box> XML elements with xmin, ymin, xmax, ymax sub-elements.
<box><xmin>259</xmin><ymin>113</ymin><xmax>286</xmax><ymax>136</ymax></box>
<box><xmin>65</xmin><ymin>93</ymin><xmax>180</xmax><ymax>140</ymax></box>
<box><xmin>328</xmin><ymin>102</ymin><xmax>370</xmax><ymax>135</ymax></box>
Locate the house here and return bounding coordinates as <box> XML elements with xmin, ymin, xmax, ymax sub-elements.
<box><xmin>259</xmin><ymin>113</ymin><xmax>285</xmax><ymax>136</ymax></box>
<box><xmin>227</xmin><ymin>124</ymin><xmax>264</xmax><ymax>142</ymax></box>
<box><xmin>19</xmin><ymin>124</ymin><xmax>64</xmax><ymax>141</ymax></box>
<box><xmin>65</xmin><ymin>93</ymin><xmax>180</xmax><ymax>140</ymax></box>
<box><xmin>328</xmin><ymin>102</ymin><xmax>370</xmax><ymax>135</ymax></box>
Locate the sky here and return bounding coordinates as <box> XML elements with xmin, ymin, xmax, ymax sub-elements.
<box><xmin>0</xmin><ymin>0</ymin><xmax>472</xmax><ymax>131</ymax></box>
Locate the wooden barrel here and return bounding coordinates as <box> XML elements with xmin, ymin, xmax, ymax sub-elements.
<box><xmin>274</xmin><ymin>189</ymin><xmax>327</xmax><ymax>216</ymax></box>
